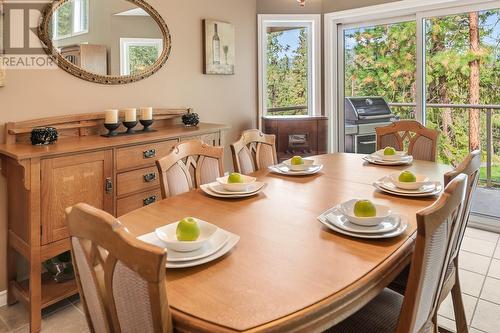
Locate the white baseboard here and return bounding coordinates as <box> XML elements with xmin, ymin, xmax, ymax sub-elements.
<box><xmin>0</xmin><ymin>290</ymin><xmax>6</xmax><ymax>307</ymax></box>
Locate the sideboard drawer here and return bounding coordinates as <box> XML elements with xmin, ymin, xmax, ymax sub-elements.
<box><xmin>117</xmin><ymin>166</ymin><xmax>160</xmax><ymax>197</ymax></box>
<box><xmin>116</xmin><ymin>139</ymin><xmax>178</xmax><ymax>171</ymax></box>
<box><xmin>116</xmin><ymin>188</ymin><xmax>162</xmax><ymax>217</ymax></box>
<box><xmin>181</xmin><ymin>132</ymin><xmax>220</xmax><ymax>146</ymax></box>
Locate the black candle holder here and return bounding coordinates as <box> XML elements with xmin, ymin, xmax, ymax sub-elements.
<box><xmin>102</xmin><ymin>123</ymin><xmax>120</xmax><ymax>137</ymax></box>
<box><xmin>123</xmin><ymin>121</ymin><xmax>138</xmax><ymax>134</ymax></box>
<box><xmin>140</xmin><ymin>119</ymin><xmax>155</xmax><ymax>132</ymax></box>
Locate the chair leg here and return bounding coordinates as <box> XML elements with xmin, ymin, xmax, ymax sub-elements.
<box><xmin>451</xmin><ymin>267</ymin><xmax>468</xmax><ymax>333</ymax></box>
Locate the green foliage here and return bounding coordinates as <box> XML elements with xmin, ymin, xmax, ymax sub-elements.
<box><xmin>344</xmin><ymin>11</ymin><xmax>499</xmax><ymax>185</ymax></box>
<box><xmin>266</xmin><ymin>28</ymin><xmax>308</xmax><ymax>115</ymax></box>
<box><xmin>56</xmin><ymin>2</ymin><xmax>72</xmax><ymax>37</ymax></box>
<box><xmin>128</xmin><ymin>46</ymin><xmax>158</xmax><ymax>75</ymax></box>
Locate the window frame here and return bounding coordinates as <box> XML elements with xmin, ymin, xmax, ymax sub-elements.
<box><xmin>52</xmin><ymin>0</ymin><xmax>89</xmax><ymax>40</ymax></box>
<box><xmin>258</xmin><ymin>14</ymin><xmax>322</xmax><ymax>126</ymax></box>
<box><xmin>119</xmin><ymin>37</ymin><xmax>163</xmax><ymax>76</ymax></box>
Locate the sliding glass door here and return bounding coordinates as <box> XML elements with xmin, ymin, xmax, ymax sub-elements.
<box><xmin>338</xmin><ymin>17</ymin><xmax>418</xmax><ymax>153</ymax></box>
<box><xmin>422</xmin><ymin>7</ymin><xmax>499</xmax><ymax>187</ymax></box>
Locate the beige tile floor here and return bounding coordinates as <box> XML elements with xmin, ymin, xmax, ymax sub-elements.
<box><xmin>1</xmin><ymin>226</ymin><xmax>499</xmax><ymax>333</ymax></box>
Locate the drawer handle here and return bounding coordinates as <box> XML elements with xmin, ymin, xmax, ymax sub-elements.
<box><xmin>105</xmin><ymin>178</ymin><xmax>113</xmax><ymax>194</ymax></box>
<box><xmin>143</xmin><ymin>172</ymin><xmax>157</xmax><ymax>183</ymax></box>
<box><xmin>143</xmin><ymin>149</ymin><xmax>157</xmax><ymax>159</ymax></box>
<box><xmin>143</xmin><ymin>195</ymin><xmax>157</xmax><ymax>206</ymax></box>
<box><xmin>359</xmin><ymin>141</ymin><xmax>377</xmax><ymax>145</ymax></box>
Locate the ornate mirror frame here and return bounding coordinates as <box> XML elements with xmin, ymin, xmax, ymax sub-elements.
<box><xmin>38</xmin><ymin>0</ymin><xmax>171</xmax><ymax>85</ymax></box>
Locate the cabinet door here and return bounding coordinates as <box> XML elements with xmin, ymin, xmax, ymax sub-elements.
<box><xmin>41</xmin><ymin>150</ymin><xmax>113</xmax><ymax>245</ymax></box>
<box><xmin>181</xmin><ymin>132</ymin><xmax>220</xmax><ymax>146</ymax></box>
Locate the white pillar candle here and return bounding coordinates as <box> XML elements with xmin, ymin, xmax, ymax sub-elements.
<box><xmin>124</xmin><ymin>108</ymin><xmax>137</xmax><ymax>122</ymax></box>
<box><xmin>104</xmin><ymin>109</ymin><xmax>118</xmax><ymax>124</ymax></box>
<box><xmin>140</xmin><ymin>107</ymin><xmax>153</xmax><ymax>120</ymax></box>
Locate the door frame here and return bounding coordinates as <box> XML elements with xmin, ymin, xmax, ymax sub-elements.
<box><xmin>324</xmin><ymin>0</ymin><xmax>500</xmax><ymax>153</ymax></box>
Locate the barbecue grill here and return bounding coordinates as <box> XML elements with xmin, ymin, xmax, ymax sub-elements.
<box><xmin>344</xmin><ymin>97</ymin><xmax>399</xmax><ymax>154</ymax></box>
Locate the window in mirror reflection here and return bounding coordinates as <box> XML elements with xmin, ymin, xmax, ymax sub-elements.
<box><xmin>53</xmin><ymin>0</ymin><xmax>89</xmax><ymax>40</ymax></box>
<box><xmin>120</xmin><ymin>38</ymin><xmax>163</xmax><ymax>75</ymax></box>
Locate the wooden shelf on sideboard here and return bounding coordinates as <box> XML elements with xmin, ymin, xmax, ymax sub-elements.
<box><xmin>0</xmin><ymin>109</ymin><xmax>229</xmax><ymax>333</ymax></box>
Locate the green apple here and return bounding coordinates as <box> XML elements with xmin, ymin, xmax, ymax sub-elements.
<box><xmin>291</xmin><ymin>156</ymin><xmax>304</xmax><ymax>165</ymax></box>
<box><xmin>176</xmin><ymin>217</ymin><xmax>200</xmax><ymax>241</ymax></box>
<box><xmin>353</xmin><ymin>200</ymin><xmax>377</xmax><ymax>218</ymax></box>
<box><xmin>227</xmin><ymin>172</ymin><xmax>243</xmax><ymax>184</ymax></box>
<box><xmin>399</xmin><ymin>170</ymin><xmax>417</xmax><ymax>183</ymax></box>
<box><xmin>384</xmin><ymin>147</ymin><xmax>397</xmax><ymax>155</ymax></box>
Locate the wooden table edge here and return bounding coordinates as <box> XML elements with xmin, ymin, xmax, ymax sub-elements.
<box><xmin>170</xmin><ymin>232</ymin><xmax>416</xmax><ymax>333</ymax></box>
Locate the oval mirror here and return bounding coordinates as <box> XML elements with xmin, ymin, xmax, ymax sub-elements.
<box><xmin>38</xmin><ymin>0</ymin><xmax>171</xmax><ymax>84</ymax></box>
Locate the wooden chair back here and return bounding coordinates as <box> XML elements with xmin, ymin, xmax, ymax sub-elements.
<box><xmin>156</xmin><ymin>140</ymin><xmax>224</xmax><ymax>198</ymax></box>
<box><xmin>66</xmin><ymin>203</ymin><xmax>172</xmax><ymax>333</ymax></box>
<box><xmin>397</xmin><ymin>174</ymin><xmax>467</xmax><ymax>333</ymax></box>
<box><xmin>376</xmin><ymin>120</ymin><xmax>439</xmax><ymax>162</ymax></box>
<box><xmin>444</xmin><ymin>150</ymin><xmax>481</xmax><ymax>261</ymax></box>
<box><xmin>230</xmin><ymin>129</ymin><xmax>278</xmax><ymax>174</ymax></box>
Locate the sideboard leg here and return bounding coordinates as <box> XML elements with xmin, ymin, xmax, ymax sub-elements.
<box><xmin>28</xmin><ymin>253</ymin><xmax>42</xmax><ymax>333</ymax></box>
<box><xmin>7</xmin><ymin>244</ymin><xmax>18</xmax><ymax>305</ymax></box>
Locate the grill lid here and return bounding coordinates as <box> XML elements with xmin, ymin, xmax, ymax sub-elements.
<box><xmin>345</xmin><ymin>97</ymin><xmax>394</xmax><ymax>124</ymax></box>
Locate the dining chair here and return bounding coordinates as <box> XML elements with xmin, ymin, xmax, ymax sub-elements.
<box><xmin>156</xmin><ymin>139</ymin><xmax>224</xmax><ymax>198</ymax></box>
<box><xmin>230</xmin><ymin>129</ymin><xmax>278</xmax><ymax>174</ymax></box>
<box><xmin>388</xmin><ymin>150</ymin><xmax>481</xmax><ymax>332</ymax></box>
<box><xmin>375</xmin><ymin>120</ymin><xmax>439</xmax><ymax>162</ymax></box>
<box><xmin>329</xmin><ymin>173</ymin><xmax>468</xmax><ymax>333</ymax></box>
<box><xmin>66</xmin><ymin>203</ymin><xmax>172</xmax><ymax>333</ymax></box>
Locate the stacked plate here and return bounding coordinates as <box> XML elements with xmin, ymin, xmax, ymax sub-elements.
<box><xmin>138</xmin><ymin>219</ymin><xmax>240</xmax><ymax>268</ymax></box>
<box><xmin>363</xmin><ymin>149</ymin><xmax>413</xmax><ymax>166</ymax></box>
<box><xmin>318</xmin><ymin>200</ymin><xmax>408</xmax><ymax>239</ymax></box>
<box><xmin>269</xmin><ymin>158</ymin><xmax>323</xmax><ymax>176</ymax></box>
<box><xmin>373</xmin><ymin>175</ymin><xmax>442</xmax><ymax>197</ymax></box>
<box><xmin>200</xmin><ymin>181</ymin><xmax>266</xmax><ymax>198</ymax></box>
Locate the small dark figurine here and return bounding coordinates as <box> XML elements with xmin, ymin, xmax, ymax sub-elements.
<box><xmin>31</xmin><ymin>127</ymin><xmax>58</xmax><ymax>145</ymax></box>
<box><xmin>182</xmin><ymin>109</ymin><xmax>200</xmax><ymax>127</ymax></box>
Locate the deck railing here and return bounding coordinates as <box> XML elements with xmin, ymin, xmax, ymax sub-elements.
<box><xmin>388</xmin><ymin>103</ymin><xmax>499</xmax><ymax>188</ymax></box>
<box><xmin>268</xmin><ymin>103</ymin><xmax>499</xmax><ymax>188</ymax></box>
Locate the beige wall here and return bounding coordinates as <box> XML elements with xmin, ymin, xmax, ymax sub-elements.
<box><xmin>0</xmin><ymin>0</ymin><xmax>257</xmax><ymax>292</ymax></box>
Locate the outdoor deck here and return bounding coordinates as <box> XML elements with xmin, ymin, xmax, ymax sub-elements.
<box><xmin>472</xmin><ymin>187</ymin><xmax>500</xmax><ymax>220</ymax></box>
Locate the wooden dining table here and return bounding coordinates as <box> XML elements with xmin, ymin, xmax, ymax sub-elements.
<box><xmin>119</xmin><ymin>153</ymin><xmax>451</xmax><ymax>333</ymax></box>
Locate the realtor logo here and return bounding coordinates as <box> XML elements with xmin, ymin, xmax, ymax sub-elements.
<box><xmin>1</xmin><ymin>1</ymin><xmax>56</xmax><ymax>69</ymax></box>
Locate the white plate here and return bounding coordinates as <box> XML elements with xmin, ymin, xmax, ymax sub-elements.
<box><xmin>318</xmin><ymin>210</ymin><xmax>409</xmax><ymax>239</ymax></box>
<box><xmin>200</xmin><ymin>183</ymin><xmax>265</xmax><ymax>198</ymax></box>
<box><xmin>374</xmin><ymin>149</ymin><xmax>408</xmax><ymax>161</ymax></box>
<box><xmin>373</xmin><ymin>177</ymin><xmax>442</xmax><ymax>197</ymax></box>
<box><xmin>325</xmin><ymin>208</ymin><xmax>400</xmax><ymax>234</ymax></box>
<box><xmin>389</xmin><ymin>173</ymin><xmax>433</xmax><ymax>190</ymax></box>
<box><xmin>340</xmin><ymin>199</ymin><xmax>392</xmax><ymax>226</ymax></box>
<box><xmin>268</xmin><ymin>163</ymin><xmax>323</xmax><ymax>176</ymax></box>
<box><xmin>363</xmin><ymin>155</ymin><xmax>413</xmax><ymax>166</ymax></box>
<box><xmin>139</xmin><ymin>229</ymin><xmax>229</xmax><ymax>262</ymax></box>
<box><xmin>155</xmin><ymin>219</ymin><xmax>218</xmax><ymax>252</ymax></box>
<box><xmin>138</xmin><ymin>229</ymin><xmax>240</xmax><ymax>268</ymax></box>
<box><xmin>216</xmin><ymin>174</ymin><xmax>256</xmax><ymax>192</ymax></box>
<box><xmin>166</xmin><ymin>231</ymin><xmax>240</xmax><ymax>268</ymax></box>
<box><xmin>209</xmin><ymin>182</ymin><xmax>265</xmax><ymax>195</ymax></box>
<box><xmin>283</xmin><ymin>158</ymin><xmax>315</xmax><ymax>171</ymax></box>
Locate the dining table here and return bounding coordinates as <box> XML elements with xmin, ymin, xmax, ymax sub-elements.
<box><xmin>119</xmin><ymin>153</ymin><xmax>451</xmax><ymax>333</ymax></box>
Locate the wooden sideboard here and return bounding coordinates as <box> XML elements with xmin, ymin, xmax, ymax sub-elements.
<box><xmin>0</xmin><ymin>109</ymin><xmax>228</xmax><ymax>333</ymax></box>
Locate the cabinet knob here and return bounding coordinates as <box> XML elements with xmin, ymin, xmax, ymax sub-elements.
<box><xmin>143</xmin><ymin>195</ymin><xmax>157</xmax><ymax>206</ymax></box>
<box><xmin>143</xmin><ymin>172</ymin><xmax>157</xmax><ymax>183</ymax></box>
<box><xmin>143</xmin><ymin>149</ymin><xmax>157</xmax><ymax>159</ymax></box>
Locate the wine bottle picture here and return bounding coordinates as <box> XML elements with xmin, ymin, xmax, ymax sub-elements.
<box><xmin>212</xmin><ymin>23</ymin><xmax>221</xmax><ymax>65</ymax></box>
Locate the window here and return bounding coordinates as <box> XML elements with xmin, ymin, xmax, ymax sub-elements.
<box><xmin>258</xmin><ymin>15</ymin><xmax>321</xmax><ymax>119</ymax></box>
<box><xmin>120</xmin><ymin>38</ymin><xmax>163</xmax><ymax>76</ymax></box>
<box><xmin>52</xmin><ymin>0</ymin><xmax>88</xmax><ymax>40</ymax></box>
